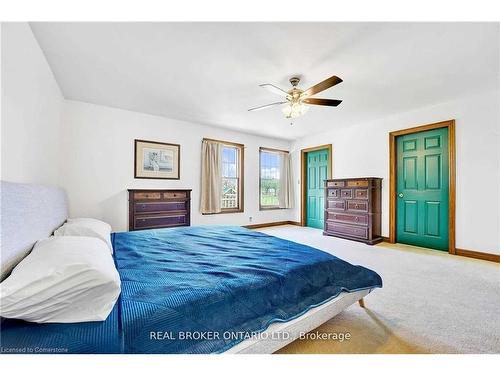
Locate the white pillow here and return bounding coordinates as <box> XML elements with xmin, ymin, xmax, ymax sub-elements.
<box><xmin>0</xmin><ymin>236</ymin><xmax>121</xmax><ymax>323</ymax></box>
<box><xmin>54</xmin><ymin>217</ymin><xmax>113</xmax><ymax>253</ymax></box>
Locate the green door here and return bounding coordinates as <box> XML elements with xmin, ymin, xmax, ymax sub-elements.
<box><xmin>396</xmin><ymin>127</ymin><xmax>449</xmax><ymax>251</ymax></box>
<box><xmin>306</xmin><ymin>149</ymin><xmax>329</xmax><ymax>229</ymax></box>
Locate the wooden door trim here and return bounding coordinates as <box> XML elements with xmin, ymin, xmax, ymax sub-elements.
<box><xmin>389</xmin><ymin>119</ymin><xmax>456</xmax><ymax>254</ymax></box>
<box><xmin>300</xmin><ymin>144</ymin><xmax>333</xmax><ymax>226</ymax></box>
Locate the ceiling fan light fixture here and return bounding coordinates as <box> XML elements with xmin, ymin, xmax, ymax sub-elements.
<box><xmin>249</xmin><ymin>75</ymin><xmax>342</xmax><ymax>121</ymax></box>
<box><xmin>282</xmin><ymin>101</ymin><xmax>309</xmax><ymax>119</ymax></box>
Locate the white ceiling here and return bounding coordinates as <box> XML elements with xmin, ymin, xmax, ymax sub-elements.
<box><xmin>30</xmin><ymin>22</ymin><xmax>499</xmax><ymax>140</ymax></box>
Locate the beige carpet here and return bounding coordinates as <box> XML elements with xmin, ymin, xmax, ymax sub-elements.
<box><xmin>255</xmin><ymin>225</ymin><xmax>500</xmax><ymax>354</ymax></box>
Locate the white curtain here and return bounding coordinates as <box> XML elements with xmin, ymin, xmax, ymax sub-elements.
<box><xmin>200</xmin><ymin>140</ymin><xmax>222</xmax><ymax>214</ymax></box>
<box><xmin>278</xmin><ymin>152</ymin><xmax>294</xmax><ymax>209</ymax></box>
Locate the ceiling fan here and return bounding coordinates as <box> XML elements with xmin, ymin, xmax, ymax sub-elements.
<box><xmin>248</xmin><ymin>75</ymin><xmax>343</xmax><ymax>121</ymax></box>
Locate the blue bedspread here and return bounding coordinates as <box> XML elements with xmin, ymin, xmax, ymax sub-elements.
<box><xmin>113</xmin><ymin>226</ymin><xmax>382</xmax><ymax>353</ymax></box>
<box><xmin>0</xmin><ymin>303</ymin><xmax>121</xmax><ymax>354</ymax></box>
<box><xmin>0</xmin><ymin>226</ymin><xmax>382</xmax><ymax>354</ymax></box>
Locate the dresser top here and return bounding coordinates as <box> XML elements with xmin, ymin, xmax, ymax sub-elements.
<box><xmin>326</xmin><ymin>177</ymin><xmax>382</xmax><ymax>181</ymax></box>
<box><xmin>128</xmin><ymin>188</ymin><xmax>192</xmax><ymax>192</ymax></box>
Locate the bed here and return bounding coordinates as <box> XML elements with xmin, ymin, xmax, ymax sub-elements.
<box><xmin>0</xmin><ymin>181</ymin><xmax>382</xmax><ymax>354</ymax></box>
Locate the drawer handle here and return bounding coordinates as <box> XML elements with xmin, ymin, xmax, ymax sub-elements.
<box><xmin>141</xmin><ymin>204</ymin><xmax>146</xmax><ymax>209</ymax></box>
<box><xmin>355</xmin><ymin>217</ymin><xmax>359</xmax><ymax>222</ymax></box>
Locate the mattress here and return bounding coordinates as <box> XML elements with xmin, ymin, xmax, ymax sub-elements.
<box><xmin>226</xmin><ymin>289</ymin><xmax>371</xmax><ymax>353</ymax></box>
<box><xmin>0</xmin><ymin>226</ymin><xmax>382</xmax><ymax>354</ymax></box>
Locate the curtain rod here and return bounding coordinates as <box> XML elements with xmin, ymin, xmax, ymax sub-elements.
<box><xmin>202</xmin><ymin>138</ymin><xmax>244</xmax><ymax>148</ymax></box>
<box><xmin>259</xmin><ymin>146</ymin><xmax>289</xmax><ymax>154</ymax></box>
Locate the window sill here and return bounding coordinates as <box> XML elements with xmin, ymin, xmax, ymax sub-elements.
<box><xmin>202</xmin><ymin>208</ymin><xmax>244</xmax><ymax>215</ymax></box>
<box><xmin>259</xmin><ymin>206</ymin><xmax>285</xmax><ymax>211</ymax></box>
<box><xmin>220</xmin><ymin>208</ymin><xmax>244</xmax><ymax>214</ymax></box>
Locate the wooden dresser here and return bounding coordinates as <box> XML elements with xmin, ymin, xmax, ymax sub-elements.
<box><xmin>128</xmin><ymin>189</ymin><xmax>191</xmax><ymax>231</ymax></box>
<box><xmin>323</xmin><ymin>178</ymin><xmax>382</xmax><ymax>245</ymax></box>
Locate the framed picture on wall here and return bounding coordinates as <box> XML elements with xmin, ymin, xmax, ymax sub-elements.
<box><xmin>134</xmin><ymin>139</ymin><xmax>180</xmax><ymax>179</ymax></box>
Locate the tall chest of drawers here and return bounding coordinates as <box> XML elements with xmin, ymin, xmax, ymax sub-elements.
<box><xmin>324</xmin><ymin>178</ymin><xmax>382</xmax><ymax>245</ymax></box>
<box><xmin>128</xmin><ymin>189</ymin><xmax>191</xmax><ymax>231</ymax></box>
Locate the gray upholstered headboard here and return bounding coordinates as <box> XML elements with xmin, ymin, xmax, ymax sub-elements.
<box><xmin>0</xmin><ymin>181</ymin><xmax>68</xmax><ymax>280</ymax></box>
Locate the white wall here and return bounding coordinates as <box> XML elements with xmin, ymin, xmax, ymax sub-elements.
<box><xmin>0</xmin><ymin>23</ymin><xmax>294</xmax><ymax>232</ymax></box>
<box><xmin>3</xmin><ymin>22</ymin><xmax>498</xmax><ymax>255</ymax></box>
<box><xmin>291</xmin><ymin>90</ymin><xmax>500</xmax><ymax>254</ymax></box>
<box><xmin>60</xmin><ymin>100</ymin><xmax>293</xmax><ymax>231</ymax></box>
<box><xmin>1</xmin><ymin>23</ymin><xmax>64</xmax><ymax>185</ymax></box>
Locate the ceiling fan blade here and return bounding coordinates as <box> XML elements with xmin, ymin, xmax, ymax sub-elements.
<box><xmin>259</xmin><ymin>83</ymin><xmax>290</xmax><ymax>98</ymax></box>
<box><xmin>303</xmin><ymin>98</ymin><xmax>342</xmax><ymax>107</ymax></box>
<box><xmin>301</xmin><ymin>75</ymin><xmax>343</xmax><ymax>98</ymax></box>
<box><xmin>248</xmin><ymin>101</ymin><xmax>287</xmax><ymax>112</ymax></box>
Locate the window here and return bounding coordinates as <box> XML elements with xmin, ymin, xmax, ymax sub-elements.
<box><xmin>259</xmin><ymin>148</ymin><xmax>288</xmax><ymax>209</ymax></box>
<box><xmin>220</xmin><ymin>142</ymin><xmax>244</xmax><ymax>212</ymax></box>
<box><xmin>200</xmin><ymin>138</ymin><xmax>244</xmax><ymax>215</ymax></box>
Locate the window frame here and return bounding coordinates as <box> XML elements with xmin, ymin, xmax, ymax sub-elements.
<box><xmin>259</xmin><ymin>147</ymin><xmax>289</xmax><ymax>211</ymax></box>
<box><xmin>203</xmin><ymin>138</ymin><xmax>244</xmax><ymax>214</ymax></box>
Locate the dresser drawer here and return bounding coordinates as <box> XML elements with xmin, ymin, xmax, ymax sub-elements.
<box><xmin>327</xmin><ymin>212</ymin><xmax>368</xmax><ymax>226</ymax></box>
<box><xmin>326</xmin><ymin>200</ymin><xmax>345</xmax><ymax>210</ymax></box>
<box><xmin>340</xmin><ymin>189</ymin><xmax>353</xmax><ymax>199</ymax></box>
<box><xmin>323</xmin><ymin>178</ymin><xmax>381</xmax><ymax>245</ymax></box>
<box><xmin>135</xmin><ymin>214</ymin><xmax>187</xmax><ymax>229</ymax></box>
<box><xmin>135</xmin><ymin>201</ymin><xmax>186</xmax><ymax>213</ymax></box>
<box><xmin>354</xmin><ymin>189</ymin><xmax>369</xmax><ymax>199</ymax></box>
<box><xmin>134</xmin><ymin>192</ymin><xmax>162</xmax><ymax>200</ymax></box>
<box><xmin>347</xmin><ymin>180</ymin><xmax>369</xmax><ymax>188</ymax></box>
<box><xmin>347</xmin><ymin>200</ymin><xmax>368</xmax><ymax>212</ymax></box>
<box><xmin>164</xmin><ymin>191</ymin><xmax>187</xmax><ymax>199</ymax></box>
<box><xmin>326</xmin><ymin>222</ymin><xmax>368</xmax><ymax>239</ymax></box>
<box><xmin>327</xmin><ymin>189</ymin><xmax>339</xmax><ymax>198</ymax></box>
<box><xmin>327</xmin><ymin>181</ymin><xmax>345</xmax><ymax>188</ymax></box>
<box><xmin>129</xmin><ymin>189</ymin><xmax>191</xmax><ymax>231</ymax></box>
